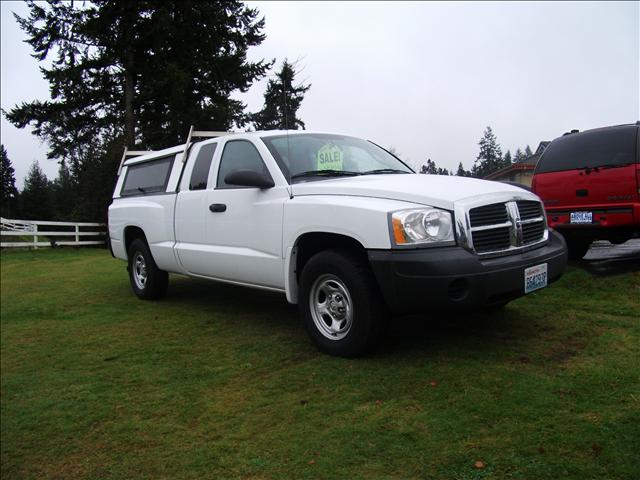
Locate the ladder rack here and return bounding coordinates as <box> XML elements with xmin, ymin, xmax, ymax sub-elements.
<box><xmin>117</xmin><ymin>126</ymin><xmax>235</xmax><ymax>175</ymax></box>
<box><xmin>180</xmin><ymin>126</ymin><xmax>235</xmax><ymax>163</ymax></box>
<box><xmin>117</xmin><ymin>147</ymin><xmax>155</xmax><ymax>175</ymax></box>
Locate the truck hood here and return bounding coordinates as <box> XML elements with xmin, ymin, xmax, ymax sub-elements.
<box><xmin>291</xmin><ymin>174</ymin><xmax>534</xmax><ymax>210</ymax></box>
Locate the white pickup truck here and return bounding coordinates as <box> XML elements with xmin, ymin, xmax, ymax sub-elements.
<box><xmin>108</xmin><ymin>130</ymin><xmax>567</xmax><ymax>357</ymax></box>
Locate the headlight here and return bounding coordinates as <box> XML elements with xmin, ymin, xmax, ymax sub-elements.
<box><xmin>391</xmin><ymin>208</ymin><xmax>454</xmax><ymax>246</ymax></box>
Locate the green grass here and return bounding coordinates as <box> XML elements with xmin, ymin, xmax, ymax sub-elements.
<box><xmin>1</xmin><ymin>248</ymin><xmax>639</xmax><ymax>480</ymax></box>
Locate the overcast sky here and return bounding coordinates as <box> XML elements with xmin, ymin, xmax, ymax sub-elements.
<box><xmin>1</xmin><ymin>1</ymin><xmax>638</xmax><ymax>186</ymax></box>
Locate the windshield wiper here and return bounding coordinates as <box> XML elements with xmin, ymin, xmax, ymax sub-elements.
<box><xmin>595</xmin><ymin>162</ymin><xmax>635</xmax><ymax>170</ymax></box>
<box><xmin>290</xmin><ymin>170</ymin><xmax>362</xmax><ymax>180</ymax></box>
<box><xmin>361</xmin><ymin>168</ymin><xmax>411</xmax><ymax>175</ymax></box>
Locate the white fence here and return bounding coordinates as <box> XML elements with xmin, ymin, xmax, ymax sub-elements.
<box><xmin>1</xmin><ymin>217</ymin><xmax>106</xmax><ymax>248</ymax></box>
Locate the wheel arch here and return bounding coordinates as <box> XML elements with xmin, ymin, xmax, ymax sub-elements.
<box><xmin>123</xmin><ymin>225</ymin><xmax>147</xmax><ymax>258</ymax></box>
<box><xmin>285</xmin><ymin>231</ymin><xmax>368</xmax><ymax>304</ymax></box>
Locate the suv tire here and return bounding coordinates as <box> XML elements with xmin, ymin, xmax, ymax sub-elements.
<box><xmin>128</xmin><ymin>238</ymin><xmax>168</xmax><ymax>300</ymax></box>
<box><xmin>564</xmin><ymin>236</ymin><xmax>591</xmax><ymax>261</ymax></box>
<box><xmin>299</xmin><ymin>249</ymin><xmax>387</xmax><ymax>357</ymax></box>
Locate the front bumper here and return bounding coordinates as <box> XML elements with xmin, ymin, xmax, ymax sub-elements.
<box><xmin>368</xmin><ymin>230</ymin><xmax>568</xmax><ymax>314</ymax></box>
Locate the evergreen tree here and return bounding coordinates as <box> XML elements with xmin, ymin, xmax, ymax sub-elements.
<box><xmin>513</xmin><ymin>148</ymin><xmax>526</xmax><ymax>163</ymax></box>
<box><xmin>7</xmin><ymin>0</ymin><xmax>271</xmax><ymax>154</ymax></box>
<box><xmin>252</xmin><ymin>60</ymin><xmax>311</xmax><ymax>130</ymax></box>
<box><xmin>1</xmin><ymin>145</ymin><xmax>19</xmax><ymax>217</ymax></box>
<box><xmin>456</xmin><ymin>162</ymin><xmax>471</xmax><ymax>177</ymax></box>
<box><xmin>420</xmin><ymin>159</ymin><xmax>438</xmax><ymax>174</ymax></box>
<box><xmin>524</xmin><ymin>145</ymin><xmax>533</xmax><ymax>157</ymax></box>
<box><xmin>419</xmin><ymin>159</ymin><xmax>450</xmax><ymax>175</ymax></box>
<box><xmin>52</xmin><ymin>160</ymin><xmax>77</xmax><ymax>220</ymax></box>
<box><xmin>503</xmin><ymin>150</ymin><xmax>512</xmax><ymax>166</ymax></box>
<box><xmin>471</xmin><ymin>126</ymin><xmax>503</xmax><ymax>178</ymax></box>
<box><xmin>20</xmin><ymin>162</ymin><xmax>53</xmax><ymax>220</ymax></box>
<box><xmin>5</xmin><ymin>0</ymin><xmax>271</xmax><ymax>221</ymax></box>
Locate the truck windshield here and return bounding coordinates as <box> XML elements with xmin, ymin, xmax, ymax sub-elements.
<box><xmin>261</xmin><ymin>133</ymin><xmax>413</xmax><ymax>182</ymax></box>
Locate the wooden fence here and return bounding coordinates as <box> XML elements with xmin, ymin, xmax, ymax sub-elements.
<box><xmin>1</xmin><ymin>217</ymin><xmax>106</xmax><ymax>248</ymax></box>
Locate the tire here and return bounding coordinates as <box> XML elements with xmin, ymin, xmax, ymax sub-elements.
<box><xmin>127</xmin><ymin>238</ymin><xmax>168</xmax><ymax>300</ymax></box>
<box><xmin>299</xmin><ymin>249</ymin><xmax>387</xmax><ymax>357</ymax></box>
<box><xmin>565</xmin><ymin>236</ymin><xmax>591</xmax><ymax>261</ymax></box>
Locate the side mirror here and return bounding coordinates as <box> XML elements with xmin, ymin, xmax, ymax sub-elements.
<box><xmin>224</xmin><ymin>169</ymin><xmax>274</xmax><ymax>189</ymax></box>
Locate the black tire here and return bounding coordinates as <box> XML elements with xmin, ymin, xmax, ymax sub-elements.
<box><xmin>565</xmin><ymin>236</ymin><xmax>591</xmax><ymax>261</ymax></box>
<box><xmin>127</xmin><ymin>238</ymin><xmax>168</xmax><ymax>300</ymax></box>
<box><xmin>299</xmin><ymin>249</ymin><xmax>387</xmax><ymax>357</ymax></box>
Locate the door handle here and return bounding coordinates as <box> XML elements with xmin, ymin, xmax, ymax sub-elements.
<box><xmin>209</xmin><ymin>203</ymin><xmax>227</xmax><ymax>213</ymax></box>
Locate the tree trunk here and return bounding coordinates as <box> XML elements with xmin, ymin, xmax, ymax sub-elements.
<box><xmin>124</xmin><ymin>55</ymin><xmax>135</xmax><ymax>148</ymax></box>
<box><xmin>122</xmin><ymin>2</ymin><xmax>136</xmax><ymax>148</ymax></box>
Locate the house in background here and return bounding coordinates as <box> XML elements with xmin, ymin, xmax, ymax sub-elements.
<box><xmin>484</xmin><ymin>141</ymin><xmax>550</xmax><ymax>187</ymax></box>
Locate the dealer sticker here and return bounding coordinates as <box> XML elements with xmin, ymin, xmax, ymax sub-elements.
<box><xmin>316</xmin><ymin>144</ymin><xmax>343</xmax><ymax>171</ymax></box>
<box><xmin>524</xmin><ymin>263</ymin><xmax>548</xmax><ymax>294</ymax></box>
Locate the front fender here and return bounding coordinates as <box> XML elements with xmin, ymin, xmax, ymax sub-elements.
<box><xmin>282</xmin><ymin>195</ymin><xmax>424</xmax><ymax>303</ymax></box>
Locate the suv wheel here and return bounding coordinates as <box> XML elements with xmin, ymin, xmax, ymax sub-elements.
<box><xmin>565</xmin><ymin>236</ymin><xmax>591</xmax><ymax>261</ymax></box>
<box><xmin>299</xmin><ymin>249</ymin><xmax>387</xmax><ymax>357</ymax></box>
<box><xmin>128</xmin><ymin>238</ymin><xmax>168</xmax><ymax>300</ymax></box>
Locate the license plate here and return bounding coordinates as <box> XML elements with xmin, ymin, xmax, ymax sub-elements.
<box><xmin>524</xmin><ymin>263</ymin><xmax>548</xmax><ymax>294</ymax></box>
<box><xmin>570</xmin><ymin>211</ymin><xmax>592</xmax><ymax>224</ymax></box>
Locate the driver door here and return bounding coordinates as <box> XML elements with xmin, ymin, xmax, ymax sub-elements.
<box><xmin>201</xmin><ymin>138</ymin><xmax>289</xmax><ymax>289</ymax></box>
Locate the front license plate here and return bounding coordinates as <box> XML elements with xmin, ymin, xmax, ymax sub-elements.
<box><xmin>524</xmin><ymin>263</ymin><xmax>548</xmax><ymax>294</ymax></box>
<box><xmin>570</xmin><ymin>211</ymin><xmax>592</xmax><ymax>224</ymax></box>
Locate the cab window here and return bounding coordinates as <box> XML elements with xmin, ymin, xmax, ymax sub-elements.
<box><xmin>217</xmin><ymin>140</ymin><xmax>269</xmax><ymax>189</ymax></box>
<box><xmin>189</xmin><ymin>143</ymin><xmax>217</xmax><ymax>190</ymax></box>
<box><xmin>121</xmin><ymin>156</ymin><xmax>174</xmax><ymax>196</ymax></box>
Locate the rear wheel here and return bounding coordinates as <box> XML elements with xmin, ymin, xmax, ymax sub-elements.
<box><xmin>128</xmin><ymin>238</ymin><xmax>168</xmax><ymax>300</ymax></box>
<box><xmin>299</xmin><ymin>249</ymin><xmax>387</xmax><ymax>357</ymax></box>
<box><xmin>565</xmin><ymin>236</ymin><xmax>591</xmax><ymax>260</ymax></box>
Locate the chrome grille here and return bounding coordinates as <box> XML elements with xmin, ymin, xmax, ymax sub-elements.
<box><xmin>516</xmin><ymin>200</ymin><xmax>543</xmax><ymax>220</ymax></box>
<box><xmin>472</xmin><ymin>226</ymin><xmax>511</xmax><ymax>253</ymax></box>
<box><xmin>468</xmin><ymin>199</ymin><xmax>547</xmax><ymax>255</ymax></box>
<box><xmin>522</xmin><ymin>222</ymin><xmax>545</xmax><ymax>244</ymax></box>
<box><xmin>469</xmin><ymin>203</ymin><xmax>509</xmax><ymax>227</ymax></box>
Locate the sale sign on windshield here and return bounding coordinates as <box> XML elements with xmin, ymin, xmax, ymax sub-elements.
<box><xmin>316</xmin><ymin>144</ymin><xmax>343</xmax><ymax>171</ymax></box>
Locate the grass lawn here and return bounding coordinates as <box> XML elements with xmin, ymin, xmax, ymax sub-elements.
<box><xmin>1</xmin><ymin>248</ymin><xmax>638</xmax><ymax>479</ymax></box>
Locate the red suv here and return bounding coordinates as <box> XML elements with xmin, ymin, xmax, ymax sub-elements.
<box><xmin>532</xmin><ymin>123</ymin><xmax>639</xmax><ymax>259</ymax></box>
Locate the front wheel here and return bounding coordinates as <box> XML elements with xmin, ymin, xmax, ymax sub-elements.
<box><xmin>299</xmin><ymin>249</ymin><xmax>387</xmax><ymax>357</ymax></box>
<box><xmin>128</xmin><ymin>238</ymin><xmax>168</xmax><ymax>300</ymax></box>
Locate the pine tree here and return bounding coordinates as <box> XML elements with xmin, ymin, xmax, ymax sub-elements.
<box><xmin>420</xmin><ymin>159</ymin><xmax>438</xmax><ymax>174</ymax></box>
<box><xmin>7</xmin><ymin>1</ymin><xmax>271</xmax><ymax>154</ymax></box>
<box><xmin>513</xmin><ymin>148</ymin><xmax>526</xmax><ymax>163</ymax></box>
<box><xmin>52</xmin><ymin>160</ymin><xmax>77</xmax><ymax>220</ymax></box>
<box><xmin>503</xmin><ymin>150</ymin><xmax>512</xmax><ymax>166</ymax></box>
<box><xmin>5</xmin><ymin>0</ymin><xmax>272</xmax><ymax>221</ymax></box>
<box><xmin>524</xmin><ymin>145</ymin><xmax>533</xmax><ymax>157</ymax></box>
<box><xmin>1</xmin><ymin>145</ymin><xmax>19</xmax><ymax>217</ymax></box>
<box><xmin>252</xmin><ymin>60</ymin><xmax>311</xmax><ymax>130</ymax></box>
<box><xmin>20</xmin><ymin>162</ymin><xmax>53</xmax><ymax>220</ymax></box>
<box><xmin>471</xmin><ymin>126</ymin><xmax>503</xmax><ymax>178</ymax></box>
<box><xmin>456</xmin><ymin>162</ymin><xmax>470</xmax><ymax>177</ymax></box>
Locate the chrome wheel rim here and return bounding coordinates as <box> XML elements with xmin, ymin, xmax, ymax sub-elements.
<box><xmin>309</xmin><ymin>274</ymin><xmax>353</xmax><ymax>340</ymax></box>
<box><xmin>133</xmin><ymin>253</ymin><xmax>148</xmax><ymax>290</ymax></box>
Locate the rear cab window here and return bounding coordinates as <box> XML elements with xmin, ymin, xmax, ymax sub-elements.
<box><xmin>536</xmin><ymin>125</ymin><xmax>638</xmax><ymax>174</ymax></box>
<box><xmin>121</xmin><ymin>155</ymin><xmax>175</xmax><ymax>196</ymax></box>
<box><xmin>189</xmin><ymin>143</ymin><xmax>218</xmax><ymax>190</ymax></box>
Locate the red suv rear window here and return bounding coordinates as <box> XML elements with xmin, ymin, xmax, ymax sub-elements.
<box><xmin>535</xmin><ymin>125</ymin><xmax>638</xmax><ymax>174</ymax></box>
